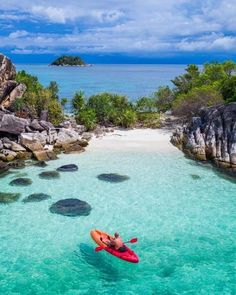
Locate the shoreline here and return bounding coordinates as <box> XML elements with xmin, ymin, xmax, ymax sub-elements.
<box><xmin>88</xmin><ymin>128</ymin><xmax>175</xmax><ymax>153</ymax></box>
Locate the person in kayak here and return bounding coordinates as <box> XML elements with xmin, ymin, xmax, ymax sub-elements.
<box><xmin>100</xmin><ymin>232</ymin><xmax>126</xmax><ymax>252</ymax></box>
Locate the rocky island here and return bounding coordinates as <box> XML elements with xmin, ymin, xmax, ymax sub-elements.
<box><xmin>50</xmin><ymin>55</ymin><xmax>89</xmax><ymax>66</ymax></box>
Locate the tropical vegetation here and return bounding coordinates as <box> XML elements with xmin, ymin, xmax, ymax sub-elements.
<box><xmin>12</xmin><ymin>60</ymin><xmax>236</xmax><ymax>130</ymax></box>
<box><xmin>51</xmin><ymin>55</ymin><xmax>86</xmax><ymax>66</ymax></box>
<box><xmin>13</xmin><ymin>70</ymin><xmax>64</xmax><ymax>125</ymax></box>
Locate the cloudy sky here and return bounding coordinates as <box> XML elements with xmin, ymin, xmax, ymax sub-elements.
<box><xmin>0</xmin><ymin>0</ymin><xmax>235</xmax><ymax>63</ymax></box>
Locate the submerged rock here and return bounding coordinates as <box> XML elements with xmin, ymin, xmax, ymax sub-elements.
<box><xmin>0</xmin><ymin>192</ymin><xmax>20</xmax><ymax>203</ymax></box>
<box><xmin>49</xmin><ymin>198</ymin><xmax>92</xmax><ymax>217</ymax></box>
<box><xmin>97</xmin><ymin>173</ymin><xmax>130</xmax><ymax>183</ymax></box>
<box><xmin>57</xmin><ymin>164</ymin><xmax>78</xmax><ymax>172</ymax></box>
<box><xmin>34</xmin><ymin>160</ymin><xmax>48</xmax><ymax>168</ymax></box>
<box><xmin>9</xmin><ymin>177</ymin><xmax>32</xmax><ymax>186</ymax></box>
<box><xmin>39</xmin><ymin>171</ymin><xmax>60</xmax><ymax>179</ymax></box>
<box><xmin>190</xmin><ymin>174</ymin><xmax>201</xmax><ymax>180</ymax></box>
<box><xmin>23</xmin><ymin>193</ymin><xmax>51</xmax><ymax>203</ymax></box>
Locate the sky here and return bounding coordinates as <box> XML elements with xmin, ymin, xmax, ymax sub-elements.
<box><xmin>0</xmin><ymin>0</ymin><xmax>236</xmax><ymax>63</ymax></box>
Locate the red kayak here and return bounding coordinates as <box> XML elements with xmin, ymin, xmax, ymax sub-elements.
<box><xmin>90</xmin><ymin>229</ymin><xmax>139</xmax><ymax>263</ymax></box>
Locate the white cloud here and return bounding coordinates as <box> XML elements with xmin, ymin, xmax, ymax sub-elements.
<box><xmin>9</xmin><ymin>30</ymin><xmax>29</xmax><ymax>39</ymax></box>
<box><xmin>0</xmin><ymin>0</ymin><xmax>235</xmax><ymax>55</ymax></box>
<box><xmin>178</xmin><ymin>33</ymin><xmax>236</xmax><ymax>52</ymax></box>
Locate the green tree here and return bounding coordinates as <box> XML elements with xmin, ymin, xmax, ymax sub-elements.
<box><xmin>222</xmin><ymin>60</ymin><xmax>236</xmax><ymax>76</ymax></box>
<box><xmin>172</xmin><ymin>85</ymin><xmax>224</xmax><ymax>119</ymax></box>
<box><xmin>88</xmin><ymin>92</ymin><xmax>131</xmax><ymax>125</ymax></box>
<box><xmin>48</xmin><ymin>100</ymin><xmax>64</xmax><ymax>126</ymax></box>
<box><xmin>171</xmin><ymin>64</ymin><xmax>200</xmax><ymax>94</ymax></box>
<box><xmin>72</xmin><ymin>91</ymin><xmax>85</xmax><ymax>112</ymax></box>
<box><xmin>154</xmin><ymin>86</ymin><xmax>174</xmax><ymax>111</ymax></box>
<box><xmin>15</xmin><ymin>70</ymin><xmax>64</xmax><ymax>124</ymax></box>
<box><xmin>220</xmin><ymin>76</ymin><xmax>236</xmax><ymax>102</ymax></box>
<box><xmin>48</xmin><ymin>81</ymin><xmax>59</xmax><ymax>100</ymax></box>
<box><xmin>136</xmin><ymin>97</ymin><xmax>156</xmax><ymax>112</ymax></box>
<box><xmin>75</xmin><ymin>107</ymin><xmax>97</xmax><ymax>130</ymax></box>
<box><xmin>120</xmin><ymin>109</ymin><xmax>137</xmax><ymax>127</ymax></box>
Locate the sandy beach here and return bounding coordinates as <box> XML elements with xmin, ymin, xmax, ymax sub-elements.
<box><xmin>88</xmin><ymin>128</ymin><xmax>175</xmax><ymax>153</ymax></box>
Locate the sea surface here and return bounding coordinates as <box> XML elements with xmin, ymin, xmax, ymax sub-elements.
<box><xmin>16</xmin><ymin>64</ymin><xmax>186</xmax><ymax>110</ymax></box>
<box><xmin>0</xmin><ymin>130</ymin><xmax>235</xmax><ymax>295</ymax></box>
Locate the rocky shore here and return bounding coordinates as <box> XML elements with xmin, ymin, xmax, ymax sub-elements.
<box><xmin>0</xmin><ymin>53</ymin><xmax>114</xmax><ymax>174</ymax></box>
<box><xmin>171</xmin><ymin>102</ymin><xmax>236</xmax><ymax>176</ymax></box>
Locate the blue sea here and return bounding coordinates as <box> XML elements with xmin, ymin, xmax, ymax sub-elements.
<box><xmin>0</xmin><ymin>65</ymin><xmax>235</xmax><ymax>295</ymax></box>
<box><xmin>16</xmin><ymin>64</ymin><xmax>186</xmax><ymax>105</ymax></box>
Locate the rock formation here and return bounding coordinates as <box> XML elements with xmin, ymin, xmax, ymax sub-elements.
<box><xmin>0</xmin><ymin>54</ymin><xmax>26</xmax><ymax>109</ymax></box>
<box><xmin>171</xmin><ymin>102</ymin><xmax>236</xmax><ymax>176</ymax></box>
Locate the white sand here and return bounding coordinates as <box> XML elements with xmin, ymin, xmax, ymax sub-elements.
<box><xmin>87</xmin><ymin>128</ymin><xmax>176</xmax><ymax>153</ymax></box>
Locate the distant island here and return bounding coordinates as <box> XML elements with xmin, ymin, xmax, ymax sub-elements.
<box><xmin>50</xmin><ymin>55</ymin><xmax>91</xmax><ymax>67</ymax></box>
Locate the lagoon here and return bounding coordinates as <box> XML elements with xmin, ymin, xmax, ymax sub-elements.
<box><xmin>0</xmin><ymin>129</ymin><xmax>235</xmax><ymax>294</ymax></box>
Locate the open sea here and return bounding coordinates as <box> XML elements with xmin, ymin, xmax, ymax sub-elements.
<box><xmin>16</xmin><ymin>64</ymin><xmax>186</xmax><ymax>111</ymax></box>
<box><xmin>0</xmin><ymin>65</ymin><xmax>235</xmax><ymax>295</ymax></box>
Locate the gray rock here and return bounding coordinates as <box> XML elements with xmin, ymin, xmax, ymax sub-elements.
<box><xmin>9</xmin><ymin>178</ymin><xmax>32</xmax><ymax>186</ymax></box>
<box><xmin>39</xmin><ymin>120</ymin><xmax>54</xmax><ymax>130</ymax></box>
<box><xmin>56</xmin><ymin>128</ymin><xmax>79</xmax><ymax>144</ymax></box>
<box><xmin>49</xmin><ymin>198</ymin><xmax>92</xmax><ymax>217</ymax></box>
<box><xmin>39</xmin><ymin>170</ymin><xmax>60</xmax><ymax>179</ymax></box>
<box><xmin>171</xmin><ymin>102</ymin><xmax>236</xmax><ymax>175</ymax></box>
<box><xmin>0</xmin><ymin>54</ymin><xmax>26</xmax><ymax>108</ymax></box>
<box><xmin>57</xmin><ymin>164</ymin><xmax>78</xmax><ymax>172</ymax></box>
<box><xmin>19</xmin><ymin>133</ymin><xmax>44</xmax><ymax>151</ymax></box>
<box><xmin>30</xmin><ymin>119</ymin><xmax>45</xmax><ymax>131</ymax></box>
<box><xmin>97</xmin><ymin>173</ymin><xmax>130</xmax><ymax>183</ymax></box>
<box><xmin>23</xmin><ymin>193</ymin><xmax>51</xmax><ymax>203</ymax></box>
<box><xmin>39</xmin><ymin>110</ymin><xmax>48</xmax><ymax>121</ymax></box>
<box><xmin>0</xmin><ymin>111</ymin><xmax>28</xmax><ymax>135</ymax></box>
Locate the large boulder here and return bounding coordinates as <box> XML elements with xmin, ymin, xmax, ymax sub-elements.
<box><xmin>30</xmin><ymin>119</ymin><xmax>45</xmax><ymax>131</ymax></box>
<box><xmin>171</xmin><ymin>102</ymin><xmax>236</xmax><ymax>176</ymax></box>
<box><xmin>19</xmin><ymin>133</ymin><xmax>44</xmax><ymax>151</ymax></box>
<box><xmin>56</xmin><ymin>128</ymin><xmax>80</xmax><ymax>144</ymax></box>
<box><xmin>0</xmin><ymin>111</ymin><xmax>28</xmax><ymax>135</ymax></box>
<box><xmin>0</xmin><ymin>149</ymin><xmax>17</xmax><ymax>161</ymax></box>
<box><xmin>33</xmin><ymin>150</ymin><xmax>57</xmax><ymax>161</ymax></box>
<box><xmin>49</xmin><ymin>198</ymin><xmax>92</xmax><ymax>217</ymax></box>
<box><xmin>0</xmin><ymin>54</ymin><xmax>26</xmax><ymax>109</ymax></box>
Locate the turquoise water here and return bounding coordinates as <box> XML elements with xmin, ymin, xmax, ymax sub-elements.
<box><xmin>0</xmin><ymin>132</ymin><xmax>235</xmax><ymax>295</ymax></box>
<box><xmin>16</xmin><ymin>64</ymin><xmax>186</xmax><ymax>109</ymax></box>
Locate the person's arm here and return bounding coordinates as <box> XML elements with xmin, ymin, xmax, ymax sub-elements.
<box><xmin>100</xmin><ymin>237</ymin><xmax>110</xmax><ymax>247</ymax></box>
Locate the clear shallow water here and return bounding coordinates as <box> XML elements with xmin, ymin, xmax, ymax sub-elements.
<box><xmin>0</xmin><ymin>134</ymin><xmax>235</xmax><ymax>295</ymax></box>
<box><xmin>16</xmin><ymin>64</ymin><xmax>186</xmax><ymax>111</ymax></box>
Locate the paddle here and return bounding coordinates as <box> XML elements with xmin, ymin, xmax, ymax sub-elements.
<box><xmin>95</xmin><ymin>238</ymin><xmax>138</xmax><ymax>252</ymax></box>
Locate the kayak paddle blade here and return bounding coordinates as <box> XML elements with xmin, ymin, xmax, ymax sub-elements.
<box><xmin>95</xmin><ymin>246</ymin><xmax>104</xmax><ymax>252</ymax></box>
<box><xmin>130</xmin><ymin>238</ymin><xmax>138</xmax><ymax>243</ymax></box>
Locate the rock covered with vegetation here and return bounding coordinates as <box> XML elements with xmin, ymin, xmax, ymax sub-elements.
<box><xmin>51</xmin><ymin>55</ymin><xmax>87</xmax><ymax>66</ymax></box>
<box><xmin>171</xmin><ymin>102</ymin><xmax>236</xmax><ymax>176</ymax></box>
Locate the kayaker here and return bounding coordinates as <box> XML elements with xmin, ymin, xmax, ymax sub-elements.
<box><xmin>100</xmin><ymin>232</ymin><xmax>126</xmax><ymax>252</ymax></box>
